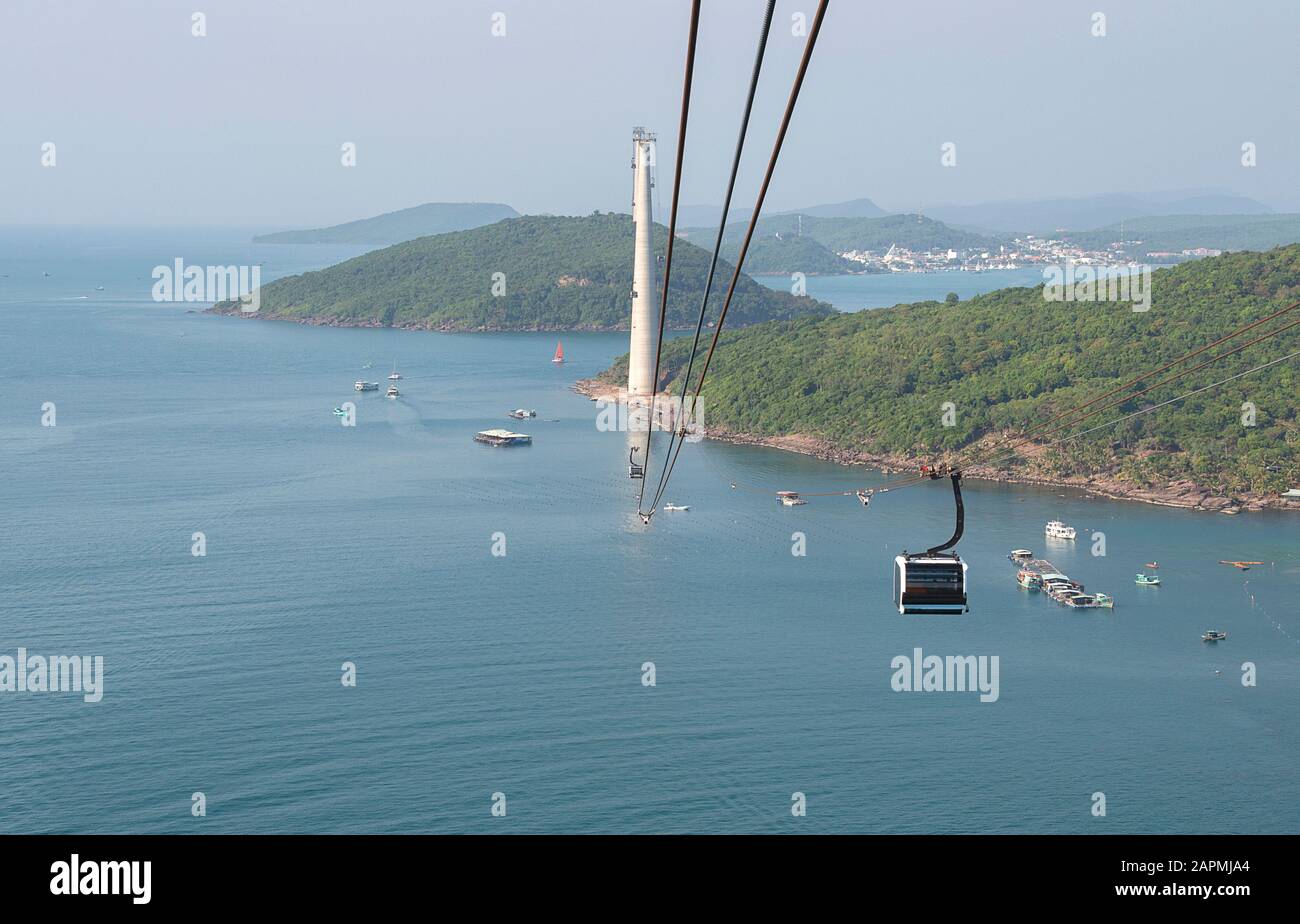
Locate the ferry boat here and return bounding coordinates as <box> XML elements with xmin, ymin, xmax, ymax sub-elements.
<box><xmin>386</xmin><ymin>385</ymin><xmax>399</xmax><ymax>398</ymax></box>
<box><xmin>355</xmin><ymin>381</ymin><xmax>379</xmax><ymax>392</ymax></box>
<box><xmin>1045</xmin><ymin>521</ymin><xmax>1077</xmax><ymax>540</ymax></box>
<box><xmin>1009</xmin><ymin>549</ymin><xmax>1034</xmax><ymax>562</ymax></box>
<box><xmin>1202</xmin><ymin>630</ymin><xmax>1228</xmax><ymax>643</ymax></box>
<box><xmin>1134</xmin><ymin>573</ymin><xmax>1161</xmax><ymax>586</ymax></box>
<box><xmin>777</xmin><ymin>491</ymin><xmax>807</xmax><ymax>507</ymax></box>
<box><xmin>474</xmin><ymin>428</ymin><xmax>532</xmax><ymax>446</ymax></box>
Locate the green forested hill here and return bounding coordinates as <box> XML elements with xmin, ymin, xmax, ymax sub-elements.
<box><xmin>219</xmin><ymin>214</ymin><xmax>834</xmax><ymax>330</ymax></box>
<box><xmin>253</xmin><ymin>202</ymin><xmax>519</xmax><ymax>245</ymax></box>
<box><xmin>605</xmin><ymin>247</ymin><xmax>1300</xmax><ymax>496</ymax></box>
<box><xmin>1058</xmin><ymin>214</ymin><xmax>1300</xmax><ymax>260</ymax></box>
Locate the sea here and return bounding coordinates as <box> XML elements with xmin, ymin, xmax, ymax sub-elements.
<box><xmin>2</xmin><ymin>227</ymin><xmax>1297</xmax><ymax>834</ymax></box>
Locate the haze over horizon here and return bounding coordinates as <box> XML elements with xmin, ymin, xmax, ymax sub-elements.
<box><xmin>3</xmin><ymin>0</ymin><xmax>1297</xmax><ymax>227</ymax></box>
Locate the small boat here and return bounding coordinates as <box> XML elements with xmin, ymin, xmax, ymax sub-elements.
<box><xmin>1009</xmin><ymin>549</ymin><xmax>1034</xmax><ymax>562</ymax></box>
<box><xmin>1202</xmin><ymin>630</ymin><xmax>1228</xmax><ymax>642</ymax></box>
<box><xmin>777</xmin><ymin>491</ymin><xmax>807</xmax><ymax>507</ymax></box>
<box><xmin>386</xmin><ymin>385</ymin><xmax>399</xmax><ymax>398</ymax></box>
<box><xmin>355</xmin><ymin>381</ymin><xmax>379</xmax><ymax>391</ymax></box>
<box><xmin>332</xmin><ymin>407</ymin><xmax>348</xmax><ymax>417</ymax></box>
<box><xmin>1135</xmin><ymin>573</ymin><xmax>1160</xmax><ymax>586</ymax></box>
<box><xmin>388</xmin><ymin>360</ymin><xmax>401</xmax><ymax>380</ymax></box>
<box><xmin>1144</xmin><ymin>562</ymin><xmax>1159</xmax><ymax>569</ymax></box>
<box><xmin>1065</xmin><ymin>593</ymin><xmax>1114</xmax><ymax>609</ymax></box>
<box><xmin>95</xmin><ymin>285</ymin><xmax>105</xmax><ymax>291</ymax></box>
<box><xmin>507</xmin><ymin>409</ymin><xmax>537</xmax><ymax>419</ymax></box>
<box><xmin>1016</xmin><ymin>570</ymin><xmax>1041</xmax><ymax>590</ymax></box>
<box><xmin>663</xmin><ymin>504</ymin><xmax>690</xmax><ymax>512</ymax></box>
<box><xmin>552</xmin><ymin>341</ymin><xmax>565</xmax><ymax>364</ymax></box>
<box><xmin>1045</xmin><ymin>521</ymin><xmax>1077</xmax><ymax>540</ymax></box>
<box><xmin>1220</xmin><ymin>561</ymin><xmax>1262</xmax><ymax>571</ymax></box>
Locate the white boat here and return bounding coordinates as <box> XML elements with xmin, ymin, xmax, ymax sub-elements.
<box><xmin>507</xmin><ymin>409</ymin><xmax>537</xmax><ymax>419</ymax></box>
<box><xmin>355</xmin><ymin>381</ymin><xmax>380</xmax><ymax>391</ymax></box>
<box><xmin>1045</xmin><ymin>520</ymin><xmax>1077</xmax><ymax>540</ymax></box>
<box><xmin>389</xmin><ymin>360</ymin><xmax>401</xmax><ymax>380</ymax></box>
<box><xmin>778</xmin><ymin>491</ymin><xmax>807</xmax><ymax>507</ymax></box>
<box><xmin>1008</xmin><ymin>549</ymin><xmax>1034</xmax><ymax>562</ymax></box>
<box><xmin>386</xmin><ymin>385</ymin><xmax>399</xmax><ymax>398</ymax></box>
<box><xmin>663</xmin><ymin>504</ymin><xmax>690</xmax><ymax>512</ymax></box>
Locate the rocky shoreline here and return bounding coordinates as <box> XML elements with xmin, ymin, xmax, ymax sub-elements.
<box><xmin>573</xmin><ymin>378</ymin><xmax>1297</xmax><ymax>514</ymax></box>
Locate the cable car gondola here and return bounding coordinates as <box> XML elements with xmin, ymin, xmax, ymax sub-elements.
<box><xmin>629</xmin><ymin>447</ymin><xmax>645</xmax><ymax>480</ymax></box>
<box><xmin>893</xmin><ymin>469</ymin><xmax>969</xmax><ymax>615</ymax></box>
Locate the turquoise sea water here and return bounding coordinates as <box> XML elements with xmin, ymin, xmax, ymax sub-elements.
<box><xmin>1</xmin><ymin>229</ymin><xmax>1297</xmax><ymax>834</ymax></box>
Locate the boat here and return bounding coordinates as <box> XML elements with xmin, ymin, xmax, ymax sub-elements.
<box><xmin>474</xmin><ymin>428</ymin><xmax>532</xmax><ymax>446</ymax></box>
<box><xmin>388</xmin><ymin>360</ymin><xmax>401</xmax><ymax>381</ymax></box>
<box><xmin>332</xmin><ymin>407</ymin><xmax>348</xmax><ymax>417</ymax></box>
<box><xmin>777</xmin><ymin>491</ymin><xmax>807</xmax><ymax>507</ymax></box>
<box><xmin>552</xmin><ymin>341</ymin><xmax>565</xmax><ymax>364</ymax></box>
<box><xmin>1220</xmin><ymin>560</ymin><xmax>1262</xmax><ymax>571</ymax></box>
<box><xmin>1144</xmin><ymin>562</ymin><xmax>1159</xmax><ymax>569</ymax></box>
<box><xmin>1202</xmin><ymin>630</ymin><xmax>1228</xmax><ymax>642</ymax></box>
<box><xmin>1135</xmin><ymin>573</ymin><xmax>1160</xmax><ymax>586</ymax></box>
<box><xmin>1016</xmin><ymin>570</ymin><xmax>1042</xmax><ymax>590</ymax></box>
<box><xmin>1065</xmin><ymin>593</ymin><xmax>1114</xmax><ymax>609</ymax></box>
<box><xmin>507</xmin><ymin>409</ymin><xmax>537</xmax><ymax>419</ymax></box>
<box><xmin>355</xmin><ymin>381</ymin><xmax>379</xmax><ymax>391</ymax></box>
<box><xmin>386</xmin><ymin>385</ymin><xmax>399</xmax><ymax>398</ymax></box>
<box><xmin>663</xmin><ymin>504</ymin><xmax>690</xmax><ymax>512</ymax></box>
<box><xmin>1009</xmin><ymin>549</ymin><xmax>1034</xmax><ymax>562</ymax></box>
<box><xmin>1045</xmin><ymin>521</ymin><xmax>1077</xmax><ymax>540</ymax></box>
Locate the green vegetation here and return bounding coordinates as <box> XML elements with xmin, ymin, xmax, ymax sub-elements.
<box><xmin>219</xmin><ymin>213</ymin><xmax>834</xmax><ymax>330</ymax></box>
<box><xmin>253</xmin><ymin>202</ymin><xmax>519</xmax><ymax>245</ymax></box>
<box><xmin>603</xmin><ymin>246</ymin><xmax>1300</xmax><ymax>497</ymax></box>
<box><xmin>676</xmin><ymin>229</ymin><xmax>859</xmax><ymax>275</ymax></box>
<box><xmin>1059</xmin><ymin>214</ymin><xmax>1300</xmax><ymax>261</ymax></box>
<box><xmin>702</xmin><ymin>213</ymin><xmax>1001</xmax><ymax>265</ymax></box>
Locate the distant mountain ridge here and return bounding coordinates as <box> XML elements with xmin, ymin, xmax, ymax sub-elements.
<box><xmin>916</xmin><ymin>191</ymin><xmax>1273</xmax><ymax>233</ymax></box>
<box><xmin>253</xmin><ymin>202</ymin><xmax>519</xmax><ymax>245</ymax></box>
<box><xmin>218</xmin><ymin>213</ymin><xmax>833</xmax><ymax>331</ymax></box>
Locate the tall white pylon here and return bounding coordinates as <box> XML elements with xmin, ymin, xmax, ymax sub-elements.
<box><xmin>627</xmin><ymin>127</ymin><xmax>658</xmax><ymax>399</ymax></box>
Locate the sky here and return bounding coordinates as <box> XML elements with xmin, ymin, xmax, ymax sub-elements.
<box><xmin>2</xmin><ymin>0</ymin><xmax>1297</xmax><ymax>227</ymax></box>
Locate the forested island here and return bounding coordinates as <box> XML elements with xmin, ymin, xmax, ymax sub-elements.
<box><xmin>216</xmin><ymin>213</ymin><xmax>833</xmax><ymax>330</ymax></box>
<box><xmin>587</xmin><ymin>246</ymin><xmax>1300</xmax><ymax>510</ymax></box>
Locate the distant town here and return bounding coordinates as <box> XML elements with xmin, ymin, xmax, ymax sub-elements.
<box><xmin>838</xmin><ymin>236</ymin><xmax>1222</xmax><ymax>273</ymax></box>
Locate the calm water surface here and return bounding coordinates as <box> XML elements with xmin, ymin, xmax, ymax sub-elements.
<box><xmin>1</xmin><ymin>229</ymin><xmax>1297</xmax><ymax>833</ymax></box>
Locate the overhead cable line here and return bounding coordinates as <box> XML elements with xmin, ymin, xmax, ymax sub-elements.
<box><xmin>641</xmin><ymin>0</ymin><xmax>778</xmax><ymax>520</ymax></box>
<box><xmin>648</xmin><ymin>0</ymin><xmax>831</xmax><ymax>517</ymax></box>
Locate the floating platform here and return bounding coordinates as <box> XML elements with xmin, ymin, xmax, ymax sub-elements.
<box><xmin>475</xmin><ymin>428</ymin><xmax>532</xmax><ymax>446</ymax></box>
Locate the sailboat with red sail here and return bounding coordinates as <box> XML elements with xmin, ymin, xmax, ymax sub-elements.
<box><xmin>552</xmin><ymin>341</ymin><xmax>565</xmax><ymax>364</ymax></box>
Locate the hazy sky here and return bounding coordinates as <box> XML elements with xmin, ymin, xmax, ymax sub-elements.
<box><xmin>3</xmin><ymin>0</ymin><xmax>1296</xmax><ymax>227</ymax></box>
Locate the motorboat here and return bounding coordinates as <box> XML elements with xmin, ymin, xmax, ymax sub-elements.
<box><xmin>1045</xmin><ymin>521</ymin><xmax>1077</xmax><ymax>540</ymax></box>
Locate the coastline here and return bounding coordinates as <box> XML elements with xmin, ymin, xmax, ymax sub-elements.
<box><xmin>573</xmin><ymin>378</ymin><xmax>1297</xmax><ymax>514</ymax></box>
